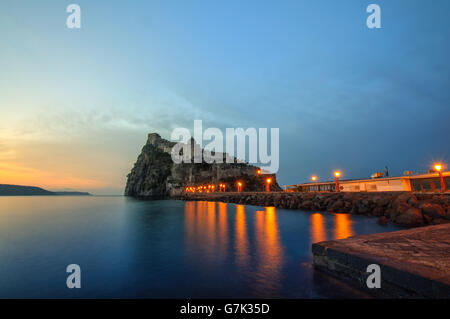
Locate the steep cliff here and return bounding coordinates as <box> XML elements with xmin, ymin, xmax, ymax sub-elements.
<box><xmin>125</xmin><ymin>133</ymin><xmax>281</xmax><ymax>198</ymax></box>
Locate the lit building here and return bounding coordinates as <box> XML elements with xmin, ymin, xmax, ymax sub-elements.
<box><xmin>287</xmin><ymin>171</ymin><xmax>450</xmax><ymax>193</ymax></box>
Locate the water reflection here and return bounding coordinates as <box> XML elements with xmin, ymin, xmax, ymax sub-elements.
<box><xmin>0</xmin><ymin>197</ymin><xmax>401</xmax><ymax>298</ymax></box>
<box><xmin>184</xmin><ymin>202</ymin><xmax>362</xmax><ymax>297</ymax></box>
<box><xmin>235</xmin><ymin>204</ymin><xmax>250</xmax><ymax>268</ymax></box>
<box><xmin>217</xmin><ymin>202</ymin><xmax>228</xmax><ymax>261</ymax></box>
<box><xmin>184</xmin><ymin>201</ymin><xmax>230</xmax><ymax>263</ymax></box>
<box><xmin>334</xmin><ymin>213</ymin><xmax>354</xmax><ymax>240</ymax></box>
<box><xmin>310</xmin><ymin>212</ymin><xmax>354</xmax><ymax>243</ymax></box>
<box><xmin>184</xmin><ymin>202</ymin><xmax>285</xmax><ymax>296</ymax></box>
<box><xmin>310</xmin><ymin>213</ymin><xmax>327</xmax><ymax>243</ymax></box>
<box><xmin>253</xmin><ymin>207</ymin><xmax>284</xmax><ymax>296</ymax></box>
<box><xmin>184</xmin><ymin>201</ymin><xmax>220</xmax><ymax>261</ymax></box>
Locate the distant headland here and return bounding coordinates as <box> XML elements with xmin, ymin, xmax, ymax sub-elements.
<box><xmin>0</xmin><ymin>184</ymin><xmax>91</xmax><ymax>196</ymax></box>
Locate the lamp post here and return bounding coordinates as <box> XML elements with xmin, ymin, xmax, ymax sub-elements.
<box><xmin>434</xmin><ymin>164</ymin><xmax>446</xmax><ymax>192</ymax></box>
<box><xmin>266</xmin><ymin>178</ymin><xmax>272</xmax><ymax>192</ymax></box>
<box><xmin>237</xmin><ymin>181</ymin><xmax>243</xmax><ymax>192</ymax></box>
<box><xmin>334</xmin><ymin>171</ymin><xmax>341</xmax><ymax>192</ymax></box>
<box><xmin>311</xmin><ymin>176</ymin><xmax>317</xmax><ymax>182</ymax></box>
<box><xmin>257</xmin><ymin>169</ymin><xmax>261</xmax><ymax>175</ymax></box>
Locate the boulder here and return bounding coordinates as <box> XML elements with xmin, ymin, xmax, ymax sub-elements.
<box><xmin>373</xmin><ymin>196</ymin><xmax>391</xmax><ymax>207</ymax></box>
<box><xmin>371</xmin><ymin>207</ymin><xmax>384</xmax><ymax>217</ymax></box>
<box><xmin>421</xmin><ymin>203</ymin><xmax>446</xmax><ymax>219</ymax></box>
<box><xmin>377</xmin><ymin>216</ymin><xmax>388</xmax><ymax>225</ymax></box>
<box><xmin>300</xmin><ymin>200</ymin><xmax>313</xmax><ymax>210</ymax></box>
<box><xmin>394</xmin><ymin>207</ymin><xmax>424</xmax><ymax>226</ymax></box>
<box><xmin>328</xmin><ymin>200</ymin><xmax>344</xmax><ymax>212</ymax></box>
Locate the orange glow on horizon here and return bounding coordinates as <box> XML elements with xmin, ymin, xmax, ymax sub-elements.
<box><xmin>0</xmin><ymin>162</ymin><xmax>105</xmax><ymax>190</ymax></box>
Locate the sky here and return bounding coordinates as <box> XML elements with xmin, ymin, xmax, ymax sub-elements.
<box><xmin>0</xmin><ymin>0</ymin><xmax>449</xmax><ymax>195</ymax></box>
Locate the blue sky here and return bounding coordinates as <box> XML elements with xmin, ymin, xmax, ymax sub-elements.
<box><xmin>0</xmin><ymin>1</ymin><xmax>449</xmax><ymax>194</ymax></box>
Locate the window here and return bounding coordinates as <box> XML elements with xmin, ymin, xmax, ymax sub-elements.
<box><xmin>433</xmin><ymin>178</ymin><xmax>441</xmax><ymax>191</ymax></box>
<box><xmin>422</xmin><ymin>180</ymin><xmax>431</xmax><ymax>191</ymax></box>
<box><xmin>411</xmin><ymin>180</ymin><xmax>422</xmax><ymax>192</ymax></box>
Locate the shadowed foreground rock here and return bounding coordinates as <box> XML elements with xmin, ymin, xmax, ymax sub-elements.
<box><xmin>312</xmin><ymin>224</ymin><xmax>450</xmax><ymax>298</ymax></box>
<box><xmin>180</xmin><ymin>192</ymin><xmax>450</xmax><ymax>227</ymax></box>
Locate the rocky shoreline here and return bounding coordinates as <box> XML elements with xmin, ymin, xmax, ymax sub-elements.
<box><xmin>179</xmin><ymin>192</ymin><xmax>450</xmax><ymax>227</ymax></box>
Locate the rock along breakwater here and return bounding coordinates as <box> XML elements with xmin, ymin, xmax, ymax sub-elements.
<box><xmin>179</xmin><ymin>191</ymin><xmax>450</xmax><ymax>227</ymax></box>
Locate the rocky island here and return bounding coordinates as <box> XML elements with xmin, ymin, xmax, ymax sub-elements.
<box><xmin>125</xmin><ymin>133</ymin><xmax>281</xmax><ymax>198</ymax></box>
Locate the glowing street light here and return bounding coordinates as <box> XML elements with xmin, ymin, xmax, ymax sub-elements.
<box><xmin>237</xmin><ymin>181</ymin><xmax>243</xmax><ymax>192</ymax></box>
<box><xmin>434</xmin><ymin>163</ymin><xmax>446</xmax><ymax>192</ymax></box>
<box><xmin>266</xmin><ymin>178</ymin><xmax>272</xmax><ymax>192</ymax></box>
<box><xmin>257</xmin><ymin>169</ymin><xmax>261</xmax><ymax>175</ymax></box>
<box><xmin>334</xmin><ymin>171</ymin><xmax>341</xmax><ymax>192</ymax></box>
<box><xmin>311</xmin><ymin>175</ymin><xmax>317</xmax><ymax>182</ymax></box>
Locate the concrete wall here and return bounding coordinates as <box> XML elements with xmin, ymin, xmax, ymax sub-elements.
<box><xmin>340</xmin><ymin>178</ymin><xmax>411</xmax><ymax>192</ymax></box>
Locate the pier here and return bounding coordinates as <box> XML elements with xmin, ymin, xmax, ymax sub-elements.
<box><xmin>312</xmin><ymin>224</ymin><xmax>450</xmax><ymax>298</ymax></box>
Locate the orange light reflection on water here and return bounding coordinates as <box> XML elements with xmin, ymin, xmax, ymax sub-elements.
<box><xmin>235</xmin><ymin>204</ymin><xmax>250</xmax><ymax>268</ymax></box>
<box><xmin>310</xmin><ymin>213</ymin><xmax>327</xmax><ymax>243</ymax></box>
<box><xmin>184</xmin><ymin>202</ymin><xmax>285</xmax><ymax>296</ymax></box>
<box><xmin>253</xmin><ymin>207</ymin><xmax>283</xmax><ymax>295</ymax></box>
<box><xmin>310</xmin><ymin>212</ymin><xmax>354</xmax><ymax>243</ymax></box>
<box><xmin>334</xmin><ymin>213</ymin><xmax>353</xmax><ymax>240</ymax></box>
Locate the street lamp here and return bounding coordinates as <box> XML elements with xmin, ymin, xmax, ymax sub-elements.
<box><xmin>266</xmin><ymin>178</ymin><xmax>272</xmax><ymax>192</ymax></box>
<box><xmin>237</xmin><ymin>181</ymin><xmax>243</xmax><ymax>192</ymax></box>
<box><xmin>257</xmin><ymin>169</ymin><xmax>261</xmax><ymax>175</ymax></box>
<box><xmin>334</xmin><ymin>171</ymin><xmax>341</xmax><ymax>192</ymax></box>
<box><xmin>434</xmin><ymin>164</ymin><xmax>446</xmax><ymax>192</ymax></box>
<box><xmin>311</xmin><ymin>175</ymin><xmax>317</xmax><ymax>182</ymax></box>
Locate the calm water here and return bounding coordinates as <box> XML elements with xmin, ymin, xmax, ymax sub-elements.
<box><xmin>0</xmin><ymin>196</ymin><xmax>401</xmax><ymax>298</ymax></box>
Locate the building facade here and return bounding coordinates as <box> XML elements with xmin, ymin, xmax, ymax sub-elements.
<box><xmin>287</xmin><ymin>172</ymin><xmax>450</xmax><ymax>193</ymax></box>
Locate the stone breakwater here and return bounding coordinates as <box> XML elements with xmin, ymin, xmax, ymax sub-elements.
<box><xmin>179</xmin><ymin>192</ymin><xmax>450</xmax><ymax>227</ymax></box>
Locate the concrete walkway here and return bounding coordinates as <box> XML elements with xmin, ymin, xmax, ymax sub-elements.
<box><xmin>312</xmin><ymin>224</ymin><xmax>450</xmax><ymax>298</ymax></box>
